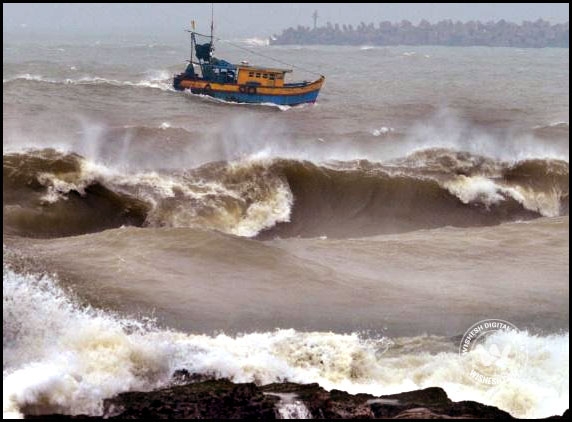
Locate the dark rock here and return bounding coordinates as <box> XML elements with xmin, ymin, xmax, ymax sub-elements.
<box><xmin>370</xmin><ymin>387</ymin><xmax>513</xmax><ymax>419</ymax></box>
<box><xmin>262</xmin><ymin>385</ymin><xmax>512</xmax><ymax>419</ymax></box>
<box><xmin>23</xmin><ymin>376</ymin><xmax>569</xmax><ymax>419</ymax></box>
<box><xmin>171</xmin><ymin>369</ymin><xmax>218</xmax><ymax>384</ymax></box>
<box><xmin>101</xmin><ymin>379</ymin><xmax>278</xmax><ymax>419</ymax></box>
<box><xmin>382</xmin><ymin>386</ymin><xmax>451</xmax><ymax>406</ymax></box>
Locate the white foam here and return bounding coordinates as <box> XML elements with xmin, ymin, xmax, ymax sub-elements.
<box><xmin>231</xmin><ymin>179</ymin><xmax>293</xmax><ymax>237</ymax></box>
<box><xmin>3</xmin><ymin>267</ymin><xmax>169</xmax><ymax>418</ymax></box>
<box><xmin>35</xmin><ymin>163</ymin><xmax>101</xmax><ymax>203</ymax></box>
<box><xmin>444</xmin><ymin>176</ymin><xmax>516</xmax><ymax>206</ymax></box>
<box><xmin>372</xmin><ymin>127</ymin><xmax>395</xmax><ymax>137</ymax></box>
<box><xmin>272</xmin><ymin>393</ymin><xmax>313</xmax><ymax>419</ymax></box>
<box><xmin>41</xmin><ymin>155</ymin><xmax>295</xmax><ymax>237</ymax></box>
<box><xmin>444</xmin><ymin>175</ymin><xmax>564</xmax><ymax>217</ymax></box>
<box><xmin>533</xmin><ymin>121</ymin><xmax>569</xmax><ymax>129</ymax></box>
<box><xmin>3</xmin><ymin>74</ymin><xmax>173</xmax><ymax>92</ymax></box>
<box><xmin>186</xmin><ymin>92</ymin><xmax>292</xmax><ymax>110</ymax></box>
<box><xmin>3</xmin><ymin>266</ymin><xmax>569</xmax><ymax>419</ymax></box>
<box><xmin>3</xmin><ymin>74</ymin><xmax>57</xmax><ymax>84</ymax></box>
<box><xmin>512</xmin><ymin>185</ymin><xmax>565</xmax><ymax>217</ymax></box>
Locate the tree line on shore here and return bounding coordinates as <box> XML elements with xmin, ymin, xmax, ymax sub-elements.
<box><xmin>270</xmin><ymin>19</ymin><xmax>569</xmax><ymax>48</ymax></box>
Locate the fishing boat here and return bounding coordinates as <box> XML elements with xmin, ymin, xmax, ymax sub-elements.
<box><xmin>173</xmin><ymin>20</ymin><xmax>324</xmax><ymax>106</ymax></box>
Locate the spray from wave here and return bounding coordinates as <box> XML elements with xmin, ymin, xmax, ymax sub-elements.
<box><xmin>234</xmin><ymin>37</ymin><xmax>271</xmax><ymax>47</ymax></box>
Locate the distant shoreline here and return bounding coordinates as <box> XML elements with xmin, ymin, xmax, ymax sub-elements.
<box><xmin>270</xmin><ymin>19</ymin><xmax>569</xmax><ymax>48</ymax></box>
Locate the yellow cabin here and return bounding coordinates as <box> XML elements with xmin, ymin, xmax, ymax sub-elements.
<box><xmin>236</xmin><ymin>66</ymin><xmax>292</xmax><ymax>88</ymax></box>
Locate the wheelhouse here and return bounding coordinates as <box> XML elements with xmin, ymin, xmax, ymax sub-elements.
<box><xmin>236</xmin><ymin>66</ymin><xmax>292</xmax><ymax>88</ymax></box>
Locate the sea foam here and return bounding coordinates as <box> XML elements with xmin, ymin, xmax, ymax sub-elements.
<box><xmin>3</xmin><ymin>266</ymin><xmax>569</xmax><ymax>419</ymax></box>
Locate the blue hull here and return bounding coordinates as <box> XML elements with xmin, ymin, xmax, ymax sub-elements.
<box><xmin>193</xmin><ymin>89</ymin><xmax>320</xmax><ymax>106</ymax></box>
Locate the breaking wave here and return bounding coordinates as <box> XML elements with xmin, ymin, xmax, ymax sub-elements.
<box><xmin>2</xmin><ymin>266</ymin><xmax>569</xmax><ymax>418</ymax></box>
<box><xmin>2</xmin><ymin>73</ymin><xmax>174</xmax><ymax>92</ymax></box>
<box><xmin>533</xmin><ymin>122</ymin><xmax>569</xmax><ymax>140</ymax></box>
<box><xmin>3</xmin><ymin>148</ymin><xmax>568</xmax><ymax>239</ymax></box>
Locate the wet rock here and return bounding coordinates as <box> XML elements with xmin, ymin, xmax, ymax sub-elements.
<box><xmin>101</xmin><ymin>379</ymin><xmax>278</xmax><ymax>419</ymax></box>
<box><xmin>24</xmin><ymin>376</ymin><xmax>569</xmax><ymax>419</ymax></box>
<box><xmin>171</xmin><ymin>368</ymin><xmax>218</xmax><ymax>384</ymax></box>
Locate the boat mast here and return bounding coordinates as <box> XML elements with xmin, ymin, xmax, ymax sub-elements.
<box><xmin>210</xmin><ymin>3</ymin><xmax>214</xmax><ymax>51</ymax></box>
<box><xmin>190</xmin><ymin>20</ymin><xmax>195</xmax><ymax>65</ymax></box>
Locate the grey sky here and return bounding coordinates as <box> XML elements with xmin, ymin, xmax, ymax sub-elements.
<box><xmin>3</xmin><ymin>3</ymin><xmax>569</xmax><ymax>39</ymax></box>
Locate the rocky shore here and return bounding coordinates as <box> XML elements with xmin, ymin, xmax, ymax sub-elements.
<box><xmin>24</xmin><ymin>371</ymin><xmax>569</xmax><ymax>419</ymax></box>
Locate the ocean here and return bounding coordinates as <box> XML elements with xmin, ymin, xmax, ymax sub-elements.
<box><xmin>3</xmin><ymin>36</ymin><xmax>569</xmax><ymax>418</ymax></box>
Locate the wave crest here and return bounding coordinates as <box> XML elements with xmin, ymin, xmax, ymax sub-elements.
<box><xmin>3</xmin><ymin>149</ymin><xmax>568</xmax><ymax>239</ymax></box>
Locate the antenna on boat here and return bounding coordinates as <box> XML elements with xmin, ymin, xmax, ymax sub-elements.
<box><xmin>210</xmin><ymin>3</ymin><xmax>214</xmax><ymax>46</ymax></box>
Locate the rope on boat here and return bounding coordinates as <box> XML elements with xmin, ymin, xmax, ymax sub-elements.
<box><xmin>215</xmin><ymin>37</ymin><xmax>324</xmax><ymax>78</ymax></box>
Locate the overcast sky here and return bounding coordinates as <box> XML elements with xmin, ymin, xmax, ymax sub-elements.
<box><xmin>4</xmin><ymin>3</ymin><xmax>569</xmax><ymax>39</ymax></box>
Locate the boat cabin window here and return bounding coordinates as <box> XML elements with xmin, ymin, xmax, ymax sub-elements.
<box><xmin>269</xmin><ymin>74</ymin><xmax>275</xmax><ymax>80</ymax></box>
<box><xmin>209</xmin><ymin>67</ymin><xmax>237</xmax><ymax>83</ymax></box>
<box><xmin>249</xmin><ymin>72</ymin><xmax>254</xmax><ymax>77</ymax></box>
<box><xmin>263</xmin><ymin>74</ymin><xmax>268</xmax><ymax>79</ymax></box>
<box><xmin>256</xmin><ymin>73</ymin><xmax>261</xmax><ymax>78</ymax></box>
